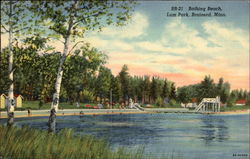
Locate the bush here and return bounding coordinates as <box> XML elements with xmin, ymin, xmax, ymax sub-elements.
<box><xmin>39</xmin><ymin>100</ymin><xmax>44</xmax><ymax>109</ymax></box>
<box><xmin>79</xmin><ymin>90</ymin><xmax>95</xmax><ymax>103</ymax></box>
<box><xmin>226</xmin><ymin>98</ymin><xmax>236</xmax><ymax>107</ymax></box>
<box><xmin>169</xmin><ymin>99</ymin><xmax>177</xmax><ymax>106</ymax></box>
<box><xmin>155</xmin><ymin>97</ymin><xmax>163</xmax><ymax>107</ymax></box>
<box><xmin>112</xmin><ymin>103</ymin><xmax>120</xmax><ymax>109</ymax></box>
<box><xmin>246</xmin><ymin>98</ymin><xmax>250</xmax><ymax>106</ymax></box>
<box><xmin>15</xmin><ymin>107</ymin><xmax>26</xmax><ymax>111</ymax></box>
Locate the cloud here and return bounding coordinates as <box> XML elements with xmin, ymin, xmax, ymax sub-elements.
<box><xmin>86</xmin><ymin>36</ymin><xmax>134</xmax><ymax>53</ymax></box>
<box><xmin>203</xmin><ymin>20</ymin><xmax>249</xmax><ymax>50</ymax></box>
<box><xmin>96</xmin><ymin>12</ymin><xmax>149</xmax><ymax>39</ymax></box>
<box><xmin>135</xmin><ymin>41</ymin><xmax>189</xmax><ymax>54</ymax></box>
<box><xmin>161</xmin><ymin>19</ymin><xmax>208</xmax><ymax>49</ymax></box>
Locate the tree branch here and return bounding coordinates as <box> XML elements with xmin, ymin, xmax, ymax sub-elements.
<box><xmin>1</xmin><ymin>24</ymin><xmax>9</xmax><ymax>32</ymax></box>
<box><xmin>13</xmin><ymin>26</ymin><xmax>29</xmax><ymax>33</ymax></box>
<box><xmin>67</xmin><ymin>40</ymin><xmax>85</xmax><ymax>57</ymax></box>
<box><xmin>73</xmin><ymin>16</ymin><xmax>87</xmax><ymax>26</ymax></box>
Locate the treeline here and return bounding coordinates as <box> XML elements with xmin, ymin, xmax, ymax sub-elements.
<box><xmin>0</xmin><ymin>38</ymin><xmax>106</xmax><ymax>106</ymax></box>
<box><xmin>0</xmin><ymin>40</ymin><xmax>177</xmax><ymax>106</ymax></box>
<box><xmin>177</xmin><ymin>76</ymin><xmax>250</xmax><ymax>106</ymax></box>
<box><xmin>0</xmin><ymin>39</ymin><xmax>249</xmax><ymax>107</ymax></box>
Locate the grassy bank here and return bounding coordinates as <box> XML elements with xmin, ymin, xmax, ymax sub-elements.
<box><xmin>0</xmin><ymin>100</ymin><xmax>183</xmax><ymax>111</ymax></box>
<box><xmin>0</xmin><ymin>101</ymin><xmax>97</xmax><ymax>111</ymax></box>
<box><xmin>22</xmin><ymin>101</ymin><xmax>87</xmax><ymax>110</ymax></box>
<box><xmin>0</xmin><ymin>126</ymin><xmax>151</xmax><ymax>159</ymax></box>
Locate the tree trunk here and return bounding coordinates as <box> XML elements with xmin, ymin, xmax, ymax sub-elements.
<box><xmin>48</xmin><ymin>37</ymin><xmax>70</xmax><ymax>132</ymax></box>
<box><xmin>47</xmin><ymin>1</ymin><xmax>78</xmax><ymax>132</ymax></box>
<box><xmin>48</xmin><ymin>108</ymin><xmax>56</xmax><ymax>133</ymax></box>
<box><xmin>7</xmin><ymin>1</ymin><xmax>15</xmax><ymax>127</ymax></box>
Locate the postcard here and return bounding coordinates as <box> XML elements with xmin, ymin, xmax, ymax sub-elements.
<box><xmin>0</xmin><ymin>1</ymin><xmax>249</xmax><ymax>159</ymax></box>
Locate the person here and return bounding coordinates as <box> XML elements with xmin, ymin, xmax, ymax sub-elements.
<box><xmin>27</xmin><ymin>109</ymin><xmax>31</xmax><ymax>117</ymax></box>
<box><xmin>76</xmin><ymin>102</ymin><xmax>79</xmax><ymax>108</ymax></box>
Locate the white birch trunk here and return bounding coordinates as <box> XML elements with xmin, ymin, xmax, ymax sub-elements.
<box><xmin>48</xmin><ymin>1</ymin><xmax>78</xmax><ymax>132</ymax></box>
<box><xmin>7</xmin><ymin>0</ymin><xmax>15</xmax><ymax>127</ymax></box>
<box><xmin>48</xmin><ymin>37</ymin><xmax>70</xmax><ymax>132</ymax></box>
<box><xmin>51</xmin><ymin>39</ymin><xmax>69</xmax><ymax>112</ymax></box>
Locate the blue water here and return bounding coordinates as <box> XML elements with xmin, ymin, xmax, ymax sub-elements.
<box><xmin>1</xmin><ymin>113</ymin><xmax>249</xmax><ymax>159</ymax></box>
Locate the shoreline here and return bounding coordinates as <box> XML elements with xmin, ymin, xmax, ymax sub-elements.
<box><xmin>0</xmin><ymin>109</ymin><xmax>155</xmax><ymax>119</ymax></box>
<box><xmin>0</xmin><ymin>109</ymin><xmax>249</xmax><ymax>119</ymax></box>
<box><xmin>210</xmin><ymin>109</ymin><xmax>249</xmax><ymax>115</ymax></box>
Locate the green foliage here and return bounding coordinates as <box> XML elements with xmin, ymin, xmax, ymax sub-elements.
<box><xmin>197</xmin><ymin>75</ymin><xmax>216</xmax><ymax>102</ymax></box>
<box><xmin>0</xmin><ymin>40</ymin><xmax>107</xmax><ymax>104</ymax></box>
<box><xmin>227</xmin><ymin>91</ymin><xmax>238</xmax><ymax>107</ymax></box>
<box><xmin>215</xmin><ymin>78</ymin><xmax>230</xmax><ymax>103</ymax></box>
<box><xmin>169</xmin><ymin>99</ymin><xmax>177</xmax><ymax>106</ymax></box>
<box><xmin>80</xmin><ymin>90</ymin><xmax>95</xmax><ymax>103</ymax></box>
<box><xmin>155</xmin><ymin>97</ymin><xmax>164</xmax><ymax>107</ymax></box>
<box><xmin>30</xmin><ymin>1</ymin><xmax>135</xmax><ymax>40</ymax></box>
<box><xmin>177</xmin><ymin>86</ymin><xmax>192</xmax><ymax>104</ymax></box>
<box><xmin>1</xmin><ymin>1</ymin><xmax>38</xmax><ymax>37</ymax></box>
<box><xmin>27</xmin><ymin>1</ymin><xmax>135</xmax><ymax>109</ymax></box>
<box><xmin>95</xmin><ymin>66</ymin><xmax>112</xmax><ymax>101</ymax></box>
<box><xmin>0</xmin><ymin>125</ymin><xmax>149</xmax><ymax>159</ymax></box>
<box><xmin>161</xmin><ymin>80</ymin><xmax>169</xmax><ymax>99</ymax></box>
<box><xmin>119</xmin><ymin>65</ymin><xmax>131</xmax><ymax>102</ymax></box>
<box><xmin>111</xmin><ymin>76</ymin><xmax>122</xmax><ymax>103</ymax></box>
<box><xmin>0</xmin><ymin>49</ymin><xmax>9</xmax><ymax>93</ymax></box>
<box><xmin>63</xmin><ymin>45</ymin><xmax>106</xmax><ymax>103</ymax></box>
<box><xmin>142</xmin><ymin>76</ymin><xmax>151</xmax><ymax>103</ymax></box>
<box><xmin>150</xmin><ymin>77</ymin><xmax>158</xmax><ymax>103</ymax></box>
<box><xmin>246</xmin><ymin>99</ymin><xmax>250</xmax><ymax>106</ymax></box>
<box><xmin>169</xmin><ymin>83</ymin><xmax>176</xmax><ymax>100</ymax></box>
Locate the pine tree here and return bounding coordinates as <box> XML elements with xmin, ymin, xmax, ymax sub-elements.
<box><xmin>150</xmin><ymin>77</ymin><xmax>158</xmax><ymax>103</ymax></box>
<box><xmin>119</xmin><ymin>65</ymin><xmax>130</xmax><ymax>103</ymax></box>
<box><xmin>169</xmin><ymin>83</ymin><xmax>176</xmax><ymax>100</ymax></box>
<box><xmin>161</xmin><ymin>80</ymin><xmax>169</xmax><ymax>99</ymax></box>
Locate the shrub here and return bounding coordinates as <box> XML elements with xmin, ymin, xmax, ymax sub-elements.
<box><xmin>169</xmin><ymin>99</ymin><xmax>177</xmax><ymax>106</ymax></box>
<box><xmin>226</xmin><ymin>98</ymin><xmax>236</xmax><ymax>107</ymax></box>
<box><xmin>79</xmin><ymin>90</ymin><xmax>95</xmax><ymax>103</ymax></box>
<box><xmin>155</xmin><ymin>97</ymin><xmax>163</xmax><ymax>107</ymax></box>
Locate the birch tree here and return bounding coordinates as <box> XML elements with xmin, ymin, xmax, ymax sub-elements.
<box><xmin>1</xmin><ymin>0</ymin><xmax>36</xmax><ymax>126</ymax></box>
<box><xmin>31</xmin><ymin>0</ymin><xmax>134</xmax><ymax>132</ymax></box>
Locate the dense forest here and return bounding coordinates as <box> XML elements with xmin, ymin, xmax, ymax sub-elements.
<box><xmin>1</xmin><ymin>38</ymin><xmax>249</xmax><ymax>107</ymax></box>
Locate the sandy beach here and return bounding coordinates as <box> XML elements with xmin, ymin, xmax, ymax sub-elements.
<box><xmin>212</xmin><ymin>109</ymin><xmax>249</xmax><ymax>115</ymax></box>
<box><xmin>0</xmin><ymin>109</ymin><xmax>155</xmax><ymax>119</ymax></box>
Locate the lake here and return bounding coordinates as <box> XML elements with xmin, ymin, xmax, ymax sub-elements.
<box><xmin>1</xmin><ymin>113</ymin><xmax>249</xmax><ymax>159</ymax></box>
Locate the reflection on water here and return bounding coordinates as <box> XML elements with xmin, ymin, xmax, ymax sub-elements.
<box><xmin>200</xmin><ymin>115</ymin><xmax>229</xmax><ymax>145</ymax></box>
<box><xmin>0</xmin><ymin>113</ymin><xmax>249</xmax><ymax>159</ymax></box>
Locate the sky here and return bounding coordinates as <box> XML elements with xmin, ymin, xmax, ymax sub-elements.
<box><xmin>1</xmin><ymin>1</ymin><xmax>249</xmax><ymax>90</ymax></box>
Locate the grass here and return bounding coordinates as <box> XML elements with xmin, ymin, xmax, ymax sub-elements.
<box><xmin>25</xmin><ymin>101</ymin><xmax>100</xmax><ymax>110</ymax></box>
<box><xmin>0</xmin><ymin>101</ymin><xmax>98</xmax><ymax>111</ymax></box>
<box><xmin>142</xmin><ymin>104</ymin><xmax>182</xmax><ymax>109</ymax></box>
<box><xmin>0</xmin><ymin>125</ymin><xmax>155</xmax><ymax>159</ymax></box>
<box><xmin>0</xmin><ymin>100</ymin><xmax>183</xmax><ymax>111</ymax></box>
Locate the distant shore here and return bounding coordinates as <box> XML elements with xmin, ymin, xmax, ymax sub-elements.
<box><xmin>212</xmin><ymin>109</ymin><xmax>249</xmax><ymax>115</ymax></box>
<box><xmin>0</xmin><ymin>108</ymin><xmax>249</xmax><ymax>119</ymax></box>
